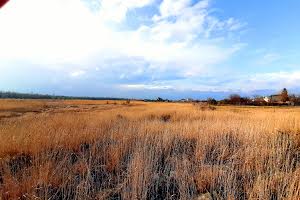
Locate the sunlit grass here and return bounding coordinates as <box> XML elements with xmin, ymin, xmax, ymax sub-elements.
<box><xmin>0</xmin><ymin>99</ymin><xmax>299</xmax><ymax>199</ymax></box>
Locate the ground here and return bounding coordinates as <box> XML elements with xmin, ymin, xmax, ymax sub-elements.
<box><xmin>0</xmin><ymin>99</ymin><xmax>299</xmax><ymax>199</ymax></box>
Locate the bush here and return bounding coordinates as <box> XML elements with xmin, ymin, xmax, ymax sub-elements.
<box><xmin>207</xmin><ymin>98</ymin><xmax>217</xmax><ymax>105</ymax></box>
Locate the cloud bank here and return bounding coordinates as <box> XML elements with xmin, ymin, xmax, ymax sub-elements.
<box><xmin>0</xmin><ymin>0</ymin><xmax>298</xmax><ymax>98</ymax></box>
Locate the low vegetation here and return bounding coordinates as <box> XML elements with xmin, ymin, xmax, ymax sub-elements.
<box><xmin>0</xmin><ymin>100</ymin><xmax>300</xmax><ymax>199</ymax></box>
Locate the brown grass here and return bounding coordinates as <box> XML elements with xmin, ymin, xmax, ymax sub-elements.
<box><xmin>0</xmin><ymin>99</ymin><xmax>299</xmax><ymax>199</ymax></box>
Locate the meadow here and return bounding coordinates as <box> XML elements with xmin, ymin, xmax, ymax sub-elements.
<box><xmin>0</xmin><ymin>99</ymin><xmax>299</xmax><ymax>200</ymax></box>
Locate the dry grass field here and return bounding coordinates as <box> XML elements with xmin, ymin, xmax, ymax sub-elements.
<box><xmin>0</xmin><ymin>99</ymin><xmax>299</xmax><ymax>200</ymax></box>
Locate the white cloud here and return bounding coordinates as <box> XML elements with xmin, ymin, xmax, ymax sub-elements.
<box><xmin>248</xmin><ymin>71</ymin><xmax>300</xmax><ymax>89</ymax></box>
<box><xmin>70</xmin><ymin>70</ymin><xmax>86</xmax><ymax>77</ymax></box>
<box><xmin>157</xmin><ymin>0</ymin><xmax>193</xmax><ymax>19</ymax></box>
<box><xmin>117</xmin><ymin>70</ymin><xmax>300</xmax><ymax>94</ymax></box>
<box><xmin>120</xmin><ymin>84</ymin><xmax>174</xmax><ymax>90</ymax></box>
<box><xmin>258</xmin><ymin>53</ymin><xmax>281</xmax><ymax>65</ymax></box>
<box><xmin>0</xmin><ymin>0</ymin><xmax>108</xmax><ymax>65</ymax></box>
<box><xmin>210</xmin><ymin>71</ymin><xmax>300</xmax><ymax>93</ymax></box>
<box><xmin>0</xmin><ymin>0</ymin><xmax>245</xmax><ymax>92</ymax></box>
<box><xmin>98</xmin><ymin>0</ymin><xmax>154</xmax><ymax>22</ymax></box>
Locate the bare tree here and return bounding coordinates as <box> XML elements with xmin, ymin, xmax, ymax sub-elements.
<box><xmin>229</xmin><ymin>94</ymin><xmax>242</xmax><ymax>105</ymax></box>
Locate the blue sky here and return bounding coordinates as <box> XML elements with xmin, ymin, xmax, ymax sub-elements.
<box><xmin>0</xmin><ymin>0</ymin><xmax>299</xmax><ymax>99</ymax></box>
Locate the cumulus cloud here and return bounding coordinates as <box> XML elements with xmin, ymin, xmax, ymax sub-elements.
<box><xmin>70</xmin><ymin>70</ymin><xmax>86</xmax><ymax>77</ymax></box>
<box><xmin>204</xmin><ymin>71</ymin><xmax>300</xmax><ymax>93</ymax></box>
<box><xmin>120</xmin><ymin>84</ymin><xmax>174</xmax><ymax>90</ymax></box>
<box><xmin>118</xmin><ymin>70</ymin><xmax>300</xmax><ymax>95</ymax></box>
<box><xmin>246</xmin><ymin>71</ymin><xmax>300</xmax><ymax>90</ymax></box>
<box><xmin>0</xmin><ymin>0</ymin><xmax>248</xmax><ymax>95</ymax></box>
<box><xmin>98</xmin><ymin>0</ymin><xmax>154</xmax><ymax>22</ymax></box>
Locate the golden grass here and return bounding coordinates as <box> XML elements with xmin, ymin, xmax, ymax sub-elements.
<box><xmin>0</xmin><ymin>99</ymin><xmax>299</xmax><ymax>199</ymax></box>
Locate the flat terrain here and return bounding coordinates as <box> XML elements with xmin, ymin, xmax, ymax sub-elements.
<box><xmin>0</xmin><ymin>99</ymin><xmax>299</xmax><ymax>199</ymax></box>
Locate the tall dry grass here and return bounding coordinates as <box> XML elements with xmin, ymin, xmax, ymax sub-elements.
<box><xmin>0</xmin><ymin>100</ymin><xmax>299</xmax><ymax>199</ymax></box>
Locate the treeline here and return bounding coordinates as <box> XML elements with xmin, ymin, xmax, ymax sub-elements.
<box><xmin>0</xmin><ymin>91</ymin><xmax>126</xmax><ymax>101</ymax></box>
<box><xmin>208</xmin><ymin>93</ymin><xmax>300</xmax><ymax>106</ymax></box>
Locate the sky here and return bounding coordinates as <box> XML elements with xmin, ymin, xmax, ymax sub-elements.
<box><xmin>0</xmin><ymin>0</ymin><xmax>300</xmax><ymax>99</ymax></box>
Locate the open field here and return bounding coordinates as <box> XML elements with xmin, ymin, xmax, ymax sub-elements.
<box><xmin>0</xmin><ymin>99</ymin><xmax>300</xmax><ymax>200</ymax></box>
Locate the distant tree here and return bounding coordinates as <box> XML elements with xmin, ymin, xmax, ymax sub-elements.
<box><xmin>207</xmin><ymin>98</ymin><xmax>217</xmax><ymax>105</ymax></box>
<box><xmin>253</xmin><ymin>95</ymin><xmax>262</xmax><ymax>100</ymax></box>
<box><xmin>0</xmin><ymin>91</ymin><xmax>127</xmax><ymax>101</ymax></box>
<box><xmin>252</xmin><ymin>96</ymin><xmax>268</xmax><ymax>106</ymax></box>
<box><xmin>289</xmin><ymin>94</ymin><xmax>300</xmax><ymax>105</ymax></box>
<box><xmin>229</xmin><ymin>94</ymin><xmax>242</xmax><ymax>105</ymax></box>
<box><xmin>281</xmin><ymin>88</ymin><xmax>289</xmax><ymax>102</ymax></box>
<box><xmin>295</xmin><ymin>96</ymin><xmax>300</xmax><ymax>105</ymax></box>
<box><xmin>289</xmin><ymin>94</ymin><xmax>296</xmax><ymax>101</ymax></box>
<box><xmin>218</xmin><ymin>99</ymin><xmax>228</xmax><ymax>105</ymax></box>
<box><xmin>157</xmin><ymin>97</ymin><xmax>164</xmax><ymax>102</ymax></box>
<box><xmin>240</xmin><ymin>97</ymin><xmax>251</xmax><ymax>105</ymax></box>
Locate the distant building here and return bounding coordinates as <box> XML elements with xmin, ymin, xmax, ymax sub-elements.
<box><xmin>250</xmin><ymin>89</ymin><xmax>296</xmax><ymax>106</ymax></box>
<box><xmin>269</xmin><ymin>95</ymin><xmax>282</xmax><ymax>103</ymax></box>
<box><xmin>252</xmin><ymin>97</ymin><xmax>268</xmax><ymax>105</ymax></box>
<box><xmin>263</xmin><ymin>96</ymin><xmax>270</xmax><ymax>102</ymax></box>
<box><xmin>254</xmin><ymin>94</ymin><xmax>283</xmax><ymax>104</ymax></box>
<box><xmin>262</xmin><ymin>90</ymin><xmax>291</xmax><ymax>104</ymax></box>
